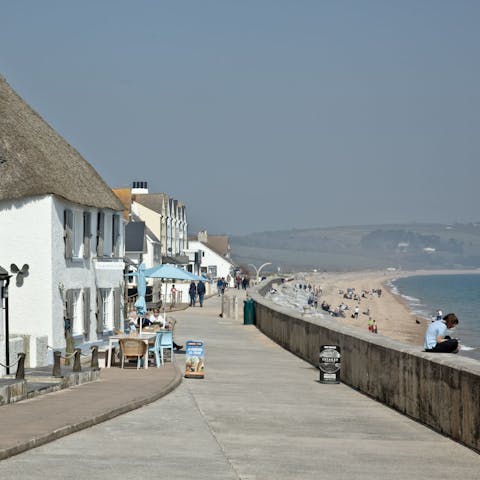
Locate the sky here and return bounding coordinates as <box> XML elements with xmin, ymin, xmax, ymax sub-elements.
<box><xmin>1</xmin><ymin>1</ymin><xmax>479</xmax><ymax>235</ymax></box>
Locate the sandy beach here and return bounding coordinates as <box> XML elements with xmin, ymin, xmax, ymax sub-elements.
<box><xmin>303</xmin><ymin>269</ymin><xmax>480</xmax><ymax>347</ymax></box>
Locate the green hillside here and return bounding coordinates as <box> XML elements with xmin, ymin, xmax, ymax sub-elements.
<box><xmin>230</xmin><ymin>223</ymin><xmax>480</xmax><ymax>272</ymax></box>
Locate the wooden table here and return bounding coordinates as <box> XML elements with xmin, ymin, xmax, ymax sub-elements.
<box><xmin>106</xmin><ymin>333</ymin><xmax>157</xmax><ymax>369</ymax></box>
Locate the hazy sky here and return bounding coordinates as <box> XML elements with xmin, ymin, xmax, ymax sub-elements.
<box><xmin>2</xmin><ymin>1</ymin><xmax>479</xmax><ymax>235</ymax></box>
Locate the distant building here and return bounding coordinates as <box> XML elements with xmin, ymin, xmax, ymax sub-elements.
<box><xmin>0</xmin><ymin>75</ymin><xmax>125</xmax><ymax>372</ymax></box>
<box><xmin>113</xmin><ymin>182</ymin><xmax>189</xmax><ymax>307</ymax></box>
<box><xmin>186</xmin><ymin>231</ymin><xmax>236</xmax><ymax>287</ymax></box>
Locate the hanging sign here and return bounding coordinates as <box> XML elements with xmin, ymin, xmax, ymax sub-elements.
<box><xmin>185</xmin><ymin>340</ymin><xmax>205</xmax><ymax>379</ymax></box>
<box><xmin>319</xmin><ymin>345</ymin><xmax>341</xmax><ymax>384</ymax></box>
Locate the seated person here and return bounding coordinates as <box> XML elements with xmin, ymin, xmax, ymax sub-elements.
<box><xmin>149</xmin><ymin>308</ymin><xmax>166</xmax><ymax>328</ymax></box>
<box><xmin>149</xmin><ymin>308</ymin><xmax>182</xmax><ymax>350</ymax></box>
<box><xmin>138</xmin><ymin>316</ymin><xmax>153</xmax><ymax>328</ymax></box>
<box><xmin>127</xmin><ymin>311</ymin><xmax>138</xmax><ymax>332</ymax></box>
<box><xmin>424</xmin><ymin>313</ymin><xmax>460</xmax><ymax>353</ymax></box>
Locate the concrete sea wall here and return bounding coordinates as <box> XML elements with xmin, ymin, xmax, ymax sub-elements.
<box><xmin>250</xmin><ymin>280</ymin><xmax>480</xmax><ymax>452</ymax></box>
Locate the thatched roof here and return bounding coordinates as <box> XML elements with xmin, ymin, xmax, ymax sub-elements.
<box><xmin>0</xmin><ymin>75</ymin><xmax>123</xmax><ymax>211</ymax></box>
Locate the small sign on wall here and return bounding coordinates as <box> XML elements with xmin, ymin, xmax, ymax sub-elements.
<box><xmin>319</xmin><ymin>345</ymin><xmax>341</xmax><ymax>384</ymax></box>
<box><xmin>185</xmin><ymin>340</ymin><xmax>205</xmax><ymax>379</ymax></box>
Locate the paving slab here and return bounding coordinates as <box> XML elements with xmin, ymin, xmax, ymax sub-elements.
<box><xmin>0</xmin><ymin>290</ymin><xmax>479</xmax><ymax>479</ymax></box>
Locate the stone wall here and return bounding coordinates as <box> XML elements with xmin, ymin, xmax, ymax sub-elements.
<box><xmin>250</xmin><ymin>281</ymin><xmax>480</xmax><ymax>452</ymax></box>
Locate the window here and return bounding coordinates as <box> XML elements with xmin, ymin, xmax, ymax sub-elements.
<box><xmin>100</xmin><ymin>288</ymin><xmax>113</xmax><ymax>331</ymax></box>
<box><xmin>208</xmin><ymin>266</ymin><xmax>217</xmax><ymax>277</ymax></box>
<box><xmin>72</xmin><ymin>289</ymin><xmax>83</xmax><ymax>335</ymax></box>
<box><xmin>73</xmin><ymin>210</ymin><xmax>84</xmax><ymax>258</ymax></box>
<box><xmin>64</xmin><ymin>209</ymin><xmax>91</xmax><ymax>259</ymax></box>
<box><xmin>153</xmin><ymin>242</ymin><xmax>161</xmax><ymax>264</ymax></box>
<box><xmin>65</xmin><ymin>288</ymin><xmax>82</xmax><ymax>335</ymax></box>
<box><xmin>64</xmin><ymin>209</ymin><xmax>73</xmax><ymax>259</ymax></box>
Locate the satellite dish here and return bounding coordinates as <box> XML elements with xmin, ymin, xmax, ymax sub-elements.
<box><xmin>10</xmin><ymin>263</ymin><xmax>29</xmax><ymax>287</ymax></box>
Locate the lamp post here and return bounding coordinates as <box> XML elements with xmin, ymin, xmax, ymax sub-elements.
<box><xmin>0</xmin><ymin>266</ymin><xmax>12</xmax><ymax>375</ymax></box>
<box><xmin>248</xmin><ymin>262</ymin><xmax>272</xmax><ymax>282</ymax></box>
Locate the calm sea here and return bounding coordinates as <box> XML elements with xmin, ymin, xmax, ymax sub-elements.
<box><xmin>390</xmin><ymin>274</ymin><xmax>480</xmax><ymax>361</ymax></box>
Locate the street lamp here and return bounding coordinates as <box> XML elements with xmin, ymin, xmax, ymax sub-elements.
<box><xmin>248</xmin><ymin>262</ymin><xmax>272</xmax><ymax>282</ymax></box>
<box><xmin>0</xmin><ymin>266</ymin><xmax>12</xmax><ymax>375</ymax></box>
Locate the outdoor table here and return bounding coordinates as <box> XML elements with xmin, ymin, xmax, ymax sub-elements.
<box><xmin>106</xmin><ymin>333</ymin><xmax>157</xmax><ymax>369</ymax></box>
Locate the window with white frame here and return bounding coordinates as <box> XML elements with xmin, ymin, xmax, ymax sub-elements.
<box><xmin>208</xmin><ymin>266</ymin><xmax>217</xmax><ymax>277</ymax></box>
<box><xmin>73</xmin><ymin>210</ymin><xmax>84</xmax><ymax>258</ymax></box>
<box><xmin>100</xmin><ymin>288</ymin><xmax>113</xmax><ymax>331</ymax></box>
<box><xmin>72</xmin><ymin>289</ymin><xmax>83</xmax><ymax>336</ymax></box>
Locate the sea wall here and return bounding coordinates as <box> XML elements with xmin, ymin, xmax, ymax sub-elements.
<box><xmin>250</xmin><ymin>279</ymin><xmax>480</xmax><ymax>452</ymax></box>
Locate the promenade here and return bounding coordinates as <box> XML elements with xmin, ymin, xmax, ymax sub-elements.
<box><xmin>0</xmin><ymin>291</ymin><xmax>479</xmax><ymax>478</ymax></box>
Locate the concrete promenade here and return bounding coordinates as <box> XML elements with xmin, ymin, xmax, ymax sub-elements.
<box><xmin>0</xmin><ymin>291</ymin><xmax>479</xmax><ymax>478</ymax></box>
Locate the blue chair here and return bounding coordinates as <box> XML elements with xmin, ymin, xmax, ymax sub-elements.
<box><xmin>159</xmin><ymin>330</ymin><xmax>174</xmax><ymax>364</ymax></box>
<box><xmin>148</xmin><ymin>332</ymin><xmax>163</xmax><ymax>368</ymax></box>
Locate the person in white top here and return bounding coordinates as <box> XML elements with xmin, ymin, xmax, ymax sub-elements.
<box><xmin>149</xmin><ymin>308</ymin><xmax>167</xmax><ymax>328</ymax></box>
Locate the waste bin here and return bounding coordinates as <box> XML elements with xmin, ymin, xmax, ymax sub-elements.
<box><xmin>243</xmin><ymin>298</ymin><xmax>256</xmax><ymax>325</ymax></box>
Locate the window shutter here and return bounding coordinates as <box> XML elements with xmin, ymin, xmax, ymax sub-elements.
<box><xmin>96</xmin><ymin>288</ymin><xmax>104</xmax><ymax>334</ymax></box>
<box><xmin>64</xmin><ymin>209</ymin><xmax>73</xmax><ymax>259</ymax></box>
<box><xmin>83</xmin><ymin>288</ymin><xmax>91</xmax><ymax>339</ymax></box>
<box><xmin>96</xmin><ymin>212</ymin><xmax>105</xmax><ymax>257</ymax></box>
<box><xmin>66</xmin><ymin>289</ymin><xmax>74</xmax><ymax>321</ymax></box>
<box><xmin>113</xmin><ymin>287</ymin><xmax>121</xmax><ymax>330</ymax></box>
<box><xmin>112</xmin><ymin>214</ymin><xmax>120</xmax><ymax>257</ymax></box>
<box><xmin>83</xmin><ymin>212</ymin><xmax>91</xmax><ymax>259</ymax></box>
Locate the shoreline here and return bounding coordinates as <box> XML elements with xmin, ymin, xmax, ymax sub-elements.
<box><xmin>304</xmin><ymin>269</ymin><xmax>480</xmax><ymax>347</ymax></box>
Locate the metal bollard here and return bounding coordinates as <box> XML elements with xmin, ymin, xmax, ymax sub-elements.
<box><xmin>233</xmin><ymin>296</ymin><xmax>238</xmax><ymax>320</ymax></box>
<box><xmin>225</xmin><ymin>296</ymin><xmax>231</xmax><ymax>317</ymax></box>
<box><xmin>53</xmin><ymin>351</ymin><xmax>62</xmax><ymax>377</ymax></box>
<box><xmin>15</xmin><ymin>352</ymin><xmax>26</xmax><ymax>380</ymax></box>
<box><xmin>73</xmin><ymin>348</ymin><xmax>82</xmax><ymax>372</ymax></box>
<box><xmin>90</xmin><ymin>345</ymin><xmax>99</xmax><ymax>370</ymax></box>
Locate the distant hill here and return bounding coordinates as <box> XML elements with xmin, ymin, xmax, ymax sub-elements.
<box><xmin>230</xmin><ymin>223</ymin><xmax>480</xmax><ymax>272</ymax></box>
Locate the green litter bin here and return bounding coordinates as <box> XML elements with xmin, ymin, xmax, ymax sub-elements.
<box><xmin>243</xmin><ymin>298</ymin><xmax>256</xmax><ymax>325</ymax></box>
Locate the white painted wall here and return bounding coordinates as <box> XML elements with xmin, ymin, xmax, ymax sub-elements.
<box><xmin>0</xmin><ymin>196</ymin><xmax>54</xmax><ymax>342</ymax></box>
<box><xmin>0</xmin><ymin>195</ymin><xmax>125</xmax><ymax>373</ymax></box>
<box><xmin>53</xmin><ymin>197</ymin><xmax>125</xmax><ymax>346</ymax></box>
<box><xmin>186</xmin><ymin>241</ymin><xmax>235</xmax><ymax>287</ymax></box>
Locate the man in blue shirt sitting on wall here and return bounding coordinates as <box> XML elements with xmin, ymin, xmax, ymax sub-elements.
<box><xmin>424</xmin><ymin>313</ymin><xmax>460</xmax><ymax>353</ymax></box>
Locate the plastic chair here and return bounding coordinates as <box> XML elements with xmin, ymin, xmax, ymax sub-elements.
<box><xmin>119</xmin><ymin>338</ymin><xmax>147</xmax><ymax>369</ymax></box>
<box><xmin>159</xmin><ymin>330</ymin><xmax>174</xmax><ymax>364</ymax></box>
<box><xmin>148</xmin><ymin>332</ymin><xmax>163</xmax><ymax>367</ymax></box>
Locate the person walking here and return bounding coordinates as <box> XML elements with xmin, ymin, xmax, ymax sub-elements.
<box><xmin>197</xmin><ymin>280</ymin><xmax>206</xmax><ymax>307</ymax></box>
<box><xmin>216</xmin><ymin>277</ymin><xmax>224</xmax><ymax>296</ymax></box>
<box><xmin>170</xmin><ymin>284</ymin><xmax>177</xmax><ymax>309</ymax></box>
<box><xmin>189</xmin><ymin>281</ymin><xmax>197</xmax><ymax>307</ymax></box>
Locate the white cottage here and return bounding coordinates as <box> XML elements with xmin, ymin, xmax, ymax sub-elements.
<box><xmin>0</xmin><ymin>75</ymin><xmax>125</xmax><ymax>372</ymax></box>
<box><xmin>186</xmin><ymin>231</ymin><xmax>236</xmax><ymax>287</ymax></box>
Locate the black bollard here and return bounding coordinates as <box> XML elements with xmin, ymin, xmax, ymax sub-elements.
<box><xmin>15</xmin><ymin>352</ymin><xmax>26</xmax><ymax>380</ymax></box>
<box><xmin>90</xmin><ymin>345</ymin><xmax>99</xmax><ymax>370</ymax></box>
<box><xmin>53</xmin><ymin>351</ymin><xmax>62</xmax><ymax>377</ymax></box>
<box><xmin>73</xmin><ymin>348</ymin><xmax>82</xmax><ymax>372</ymax></box>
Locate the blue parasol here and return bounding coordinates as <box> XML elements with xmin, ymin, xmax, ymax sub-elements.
<box><xmin>143</xmin><ymin>264</ymin><xmax>204</xmax><ymax>317</ymax></box>
<box><xmin>144</xmin><ymin>264</ymin><xmax>204</xmax><ymax>281</ymax></box>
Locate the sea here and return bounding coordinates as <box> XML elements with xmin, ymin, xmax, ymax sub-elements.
<box><xmin>390</xmin><ymin>273</ymin><xmax>480</xmax><ymax>361</ymax></box>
